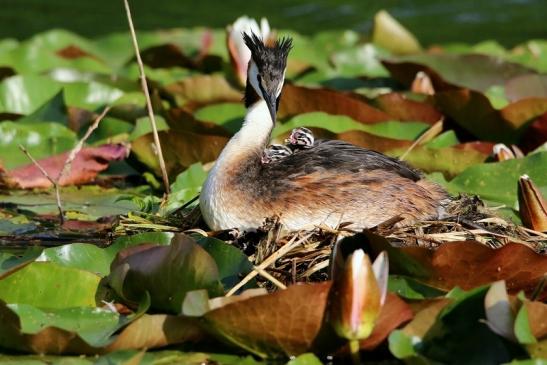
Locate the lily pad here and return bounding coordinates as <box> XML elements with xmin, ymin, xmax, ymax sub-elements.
<box><xmin>0</xmin><ymin>262</ymin><xmax>100</xmax><ymax>308</ymax></box>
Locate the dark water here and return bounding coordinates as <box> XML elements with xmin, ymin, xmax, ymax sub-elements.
<box><xmin>1</xmin><ymin>0</ymin><xmax>546</xmax><ymax>46</ymax></box>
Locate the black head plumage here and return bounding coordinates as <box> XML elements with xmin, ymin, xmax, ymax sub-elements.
<box><xmin>243</xmin><ymin>32</ymin><xmax>293</xmax><ymax>75</ymax></box>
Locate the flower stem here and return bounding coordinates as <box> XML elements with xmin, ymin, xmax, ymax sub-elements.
<box><xmin>349</xmin><ymin>339</ymin><xmax>361</xmax><ymax>365</ymax></box>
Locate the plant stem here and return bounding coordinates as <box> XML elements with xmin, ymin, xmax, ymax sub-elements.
<box><xmin>349</xmin><ymin>339</ymin><xmax>361</xmax><ymax>365</ymax></box>
<box><xmin>123</xmin><ymin>0</ymin><xmax>170</xmax><ymax>194</ymax></box>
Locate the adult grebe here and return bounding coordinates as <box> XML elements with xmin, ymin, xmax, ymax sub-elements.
<box><xmin>200</xmin><ymin>33</ymin><xmax>448</xmax><ymax>231</ymax></box>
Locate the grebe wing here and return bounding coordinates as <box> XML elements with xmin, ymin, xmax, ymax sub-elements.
<box><xmin>265</xmin><ymin>140</ymin><xmax>421</xmax><ymax>181</ymax></box>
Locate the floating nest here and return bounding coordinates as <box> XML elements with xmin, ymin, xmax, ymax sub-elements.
<box><xmin>117</xmin><ymin>194</ymin><xmax>547</xmax><ymax>290</ymax></box>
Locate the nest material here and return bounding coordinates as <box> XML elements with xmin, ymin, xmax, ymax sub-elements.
<box><xmin>118</xmin><ymin>195</ymin><xmax>547</xmax><ymax>290</ymax></box>
<box><xmin>226</xmin><ymin>195</ymin><xmax>547</xmax><ymax>289</ymax></box>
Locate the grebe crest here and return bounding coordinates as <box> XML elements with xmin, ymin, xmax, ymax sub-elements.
<box><xmin>261</xmin><ymin>144</ymin><xmax>293</xmax><ymax>164</ymax></box>
<box><xmin>243</xmin><ymin>32</ymin><xmax>292</xmax><ymax>122</ymax></box>
<box><xmin>286</xmin><ymin>127</ymin><xmax>314</xmax><ymax>149</ymax></box>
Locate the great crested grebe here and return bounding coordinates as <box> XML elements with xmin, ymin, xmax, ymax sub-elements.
<box><xmin>261</xmin><ymin>144</ymin><xmax>293</xmax><ymax>164</ymax></box>
<box><xmin>286</xmin><ymin>127</ymin><xmax>314</xmax><ymax>149</ymax></box>
<box><xmin>200</xmin><ymin>33</ymin><xmax>448</xmax><ymax>232</ymax></box>
<box><xmin>262</xmin><ymin>127</ymin><xmax>316</xmax><ymax>164</ymax></box>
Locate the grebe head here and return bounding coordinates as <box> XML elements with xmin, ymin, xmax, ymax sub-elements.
<box><xmin>261</xmin><ymin>144</ymin><xmax>293</xmax><ymax>164</ymax></box>
<box><xmin>287</xmin><ymin>127</ymin><xmax>314</xmax><ymax>148</ymax></box>
<box><xmin>243</xmin><ymin>32</ymin><xmax>293</xmax><ymax>123</ymax></box>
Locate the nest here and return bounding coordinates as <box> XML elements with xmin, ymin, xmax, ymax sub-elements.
<box><xmin>118</xmin><ymin>195</ymin><xmax>547</xmax><ymax>291</ymax></box>
<box><xmin>221</xmin><ymin>195</ymin><xmax>547</xmax><ymax>290</ymax></box>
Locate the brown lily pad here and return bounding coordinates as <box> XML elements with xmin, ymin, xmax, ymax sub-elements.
<box><xmin>1</xmin><ymin>144</ymin><xmax>129</xmax><ymax>189</ymax></box>
<box><xmin>374</xmin><ymin>92</ymin><xmax>441</xmax><ymax>124</ymax></box>
<box><xmin>365</xmin><ymin>232</ymin><xmax>547</xmax><ymax>300</ymax></box>
<box><xmin>278</xmin><ymin>83</ymin><xmax>392</xmax><ymax>123</ymax></box>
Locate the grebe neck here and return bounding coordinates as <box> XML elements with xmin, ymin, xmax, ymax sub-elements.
<box><xmin>214</xmin><ymin>99</ymin><xmax>274</xmax><ymax>169</ymax></box>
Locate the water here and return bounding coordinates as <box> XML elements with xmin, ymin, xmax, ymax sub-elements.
<box><xmin>1</xmin><ymin>0</ymin><xmax>546</xmax><ymax>46</ymax></box>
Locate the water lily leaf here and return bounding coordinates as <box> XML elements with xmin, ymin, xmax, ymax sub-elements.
<box><xmin>0</xmin><ymin>30</ymin><xmax>108</xmax><ymax>74</ymax></box>
<box><xmin>203</xmin><ymin>282</ymin><xmax>331</xmax><ymax>358</ymax></box>
<box><xmin>273</xmin><ymin>112</ymin><xmax>430</xmax><ymax>141</ymax></box>
<box><xmin>202</xmin><ymin>281</ymin><xmax>411</xmax><ymax>358</ymax></box>
<box><xmin>419</xmin><ymin>287</ymin><xmax>525</xmax><ymax>364</ymax></box>
<box><xmin>106</xmin><ymin>232</ymin><xmax>175</xmax><ymax>258</ymax></box>
<box><xmin>286</xmin><ymin>353</ymin><xmax>324</xmax><ymax>365</ymax></box>
<box><xmin>18</xmin><ymin>90</ymin><xmax>68</xmax><ymax>125</ymax></box>
<box><xmin>195</xmin><ymin>236</ymin><xmax>253</xmax><ymax>290</ymax></box>
<box><xmin>164</xmin><ymin>74</ymin><xmax>241</xmax><ymax>106</ymax></box>
<box><xmin>7</xmin><ymin>304</ymin><xmax>120</xmax><ymax>347</ymax></box>
<box><xmin>372</xmin><ymin>10</ymin><xmax>421</xmax><ymax>55</ymax></box>
<box><xmin>128</xmin><ymin>115</ymin><xmax>169</xmax><ymax>141</ymax></box>
<box><xmin>365</xmin><ymin>231</ymin><xmax>547</xmax><ymax>300</ymax></box>
<box><xmin>278</xmin><ymin>84</ymin><xmax>393</xmax><ymax>123</ymax></box>
<box><xmin>446</xmin><ymin>151</ymin><xmax>547</xmax><ymax>207</ymax></box>
<box><xmin>0</xmin><ymin>121</ymin><xmax>76</xmax><ymax>169</ymax></box>
<box><xmin>0</xmin><ymin>262</ymin><xmax>100</xmax><ymax>308</ymax></box>
<box><xmin>387</xmin><ymin>144</ymin><xmax>488</xmax><ymax>177</ymax></box>
<box><xmin>505</xmin><ymin>74</ymin><xmax>547</xmax><ymax>102</ymax></box>
<box><xmin>131</xmin><ymin>130</ymin><xmax>228</xmax><ymax>177</ymax></box>
<box><xmin>162</xmin><ymin>162</ymin><xmax>207</xmax><ymax>214</ymax></box>
<box><xmin>359</xmin><ymin>293</ymin><xmax>414</xmax><ymax>350</ymax></box>
<box><xmin>374</xmin><ymin>92</ymin><xmax>442</xmax><ymax>124</ymax></box>
<box><xmin>2</xmin><ymin>144</ymin><xmax>129</xmax><ymax>189</ymax></box>
<box><xmin>36</xmin><ymin>243</ymin><xmax>112</xmax><ymax>277</ymax></box>
<box><xmin>193</xmin><ymin>102</ymin><xmax>246</xmax><ymax>134</ymax></box>
<box><xmin>104</xmin><ymin>313</ymin><xmax>203</xmax><ymax>353</ymax></box>
<box><xmin>0</xmin><ymin>186</ymin><xmax>139</xmax><ymax>219</ymax></box>
<box><xmin>108</xmin><ymin>233</ymin><xmax>221</xmax><ymax>313</ymax></box>
<box><xmin>63</xmin><ymin>81</ymin><xmax>125</xmax><ymax>109</ymax></box>
<box><xmin>330</xmin><ymin>44</ymin><xmax>390</xmax><ymax>78</ymax></box>
<box><xmin>0</xmin><ymin>75</ymin><xmax>61</xmax><ymax>115</ymax></box>
<box><xmin>434</xmin><ymin>89</ymin><xmax>547</xmax><ymax>144</ymax></box>
<box><xmin>383</xmin><ymin>54</ymin><xmax>534</xmax><ymax>93</ymax></box>
<box><xmin>388</xmin><ymin>276</ymin><xmax>446</xmax><ymax>300</ymax></box>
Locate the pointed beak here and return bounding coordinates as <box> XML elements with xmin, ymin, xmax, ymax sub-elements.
<box><xmin>265</xmin><ymin>92</ymin><xmax>277</xmax><ymax>123</ymax></box>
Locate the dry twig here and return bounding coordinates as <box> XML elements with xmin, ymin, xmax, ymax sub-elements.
<box><xmin>123</xmin><ymin>0</ymin><xmax>170</xmax><ymax>194</ymax></box>
<box><xmin>59</xmin><ymin>106</ymin><xmax>111</xmax><ymax>180</ymax></box>
<box><xmin>18</xmin><ymin>145</ymin><xmax>65</xmax><ymax>223</ymax></box>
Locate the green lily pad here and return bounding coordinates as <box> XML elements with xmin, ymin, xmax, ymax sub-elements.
<box><xmin>273</xmin><ymin>112</ymin><xmax>429</xmax><ymax>141</ymax></box>
<box><xmin>194</xmin><ymin>102</ymin><xmax>245</xmax><ymax>134</ymax></box>
<box><xmin>63</xmin><ymin>81</ymin><xmax>125</xmax><ymax>109</ymax></box>
<box><xmin>388</xmin><ymin>276</ymin><xmax>446</xmax><ymax>300</ymax></box>
<box><xmin>161</xmin><ymin>162</ymin><xmax>207</xmax><ymax>215</ymax></box>
<box><xmin>0</xmin><ymin>262</ymin><xmax>100</xmax><ymax>308</ymax></box>
<box><xmin>0</xmin><ymin>121</ymin><xmax>76</xmax><ymax>169</ymax></box>
<box><xmin>0</xmin><ymin>75</ymin><xmax>61</xmax><ymax>115</ymax></box>
<box><xmin>108</xmin><ymin>233</ymin><xmax>221</xmax><ymax>313</ymax></box>
<box><xmin>36</xmin><ymin>243</ymin><xmax>112</xmax><ymax>277</ymax></box>
<box><xmin>195</xmin><ymin>236</ymin><xmax>253</xmax><ymax>290</ymax></box>
<box><xmin>0</xmin><ymin>186</ymin><xmax>140</xmax><ymax>219</ymax></box>
<box><xmin>446</xmin><ymin>151</ymin><xmax>547</xmax><ymax>208</ymax></box>
<box><xmin>7</xmin><ymin>304</ymin><xmax>120</xmax><ymax>347</ymax></box>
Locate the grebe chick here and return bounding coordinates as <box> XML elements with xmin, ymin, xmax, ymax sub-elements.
<box><xmin>261</xmin><ymin>144</ymin><xmax>293</xmax><ymax>164</ymax></box>
<box><xmin>200</xmin><ymin>33</ymin><xmax>448</xmax><ymax>232</ymax></box>
<box><xmin>286</xmin><ymin>127</ymin><xmax>314</xmax><ymax>149</ymax></box>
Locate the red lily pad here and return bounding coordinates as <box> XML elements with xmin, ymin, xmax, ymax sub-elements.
<box><xmin>1</xmin><ymin>144</ymin><xmax>129</xmax><ymax>189</ymax></box>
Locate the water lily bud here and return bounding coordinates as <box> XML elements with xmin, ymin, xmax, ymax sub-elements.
<box><xmin>411</xmin><ymin>71</ymin><xmax>435</xmax><ymax>95</ymax></box>
<box><xmin>493</xmin><ymin>144</ymin><xmax>516</xmax><ymax>161</ymax></box>
<box><xmin>518</xmin><ymin>175</ymin><xmax>547</xmax><ymax>232</ymax></box>
<box><xmin>226</xmin><ymin>16</ymin><xmax>271</xmax><ymax>86</ymax></box>
<box><xmin>329</xmin><ymin>249</ymin><xmax>385</xmax><ymax>341</ymax></box>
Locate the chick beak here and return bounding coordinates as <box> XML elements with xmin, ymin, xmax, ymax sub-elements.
<box><xmin>265</xmin><ymin>92</ymin><xmax>277</xmax><ymax>123</ymax></box>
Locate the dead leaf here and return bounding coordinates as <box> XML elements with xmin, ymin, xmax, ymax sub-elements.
<box><xmin>374</xmin><ymin>93</ymin><xmax>441</xmax><ymax>124</ymax></box>
<box><xmin>278</xmin><ymin>84</ymin><xmax>392</xmax><ymax>123</ymax></box>
<box><xmin>360</xmin><ymin>293</ymin><xmax>413</xmax><ymax>350</ymax></box>
<box><xmin>1</xmin><ymin>144</ymin><xmax>129</xmax><ymax>189</ymax></box>
<box><xmin>203</xmin><ymin>282</ymin><xmax>331</xmax><ymax>358</ymax></box>
<box><xmin>365</xmin><ymin>232</ymin><xmax>547</xmax><ymax>300</ymax></box>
